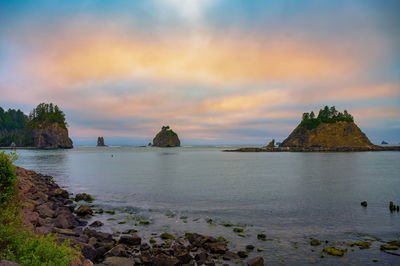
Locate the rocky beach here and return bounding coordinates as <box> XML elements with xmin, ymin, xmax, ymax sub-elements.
<box><xmin>12</xmin><ymin>166</ymin><xmax>265</xmax><ymax>266</ymax></box>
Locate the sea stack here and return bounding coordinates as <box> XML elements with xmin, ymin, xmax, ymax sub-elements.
<box><xmin>97</xmin><ymin>137</ymin><xmax>105</xmax><ymax>146</ymax></box>
<box><xmin>279</xmin><ymin>106</ymin><xmax>373</xmax><ymax>148</ymax></box>
<box><xmin>152</xmin><ymin>126</ymin><xmax>180</xmax><ymax>147</ymax></box>
<box><xmin>32</xmin><ymin>123</ymin><xmax>73</xmax><ymax>149</ymax></box>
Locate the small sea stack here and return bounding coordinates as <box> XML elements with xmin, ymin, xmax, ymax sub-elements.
<box><xmin>152</xmin><ymin>126</ymin><xmax>180</xmax><ymax>147</ymax></box>
<box><xmin>97</xmin><ymin>136</ymin><xmax>105</xmax><ymax>146</ymax></box>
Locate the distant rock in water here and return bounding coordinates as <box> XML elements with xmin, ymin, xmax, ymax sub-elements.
<box><xmin>381</xmin><ymin>140</ymin><xmax>388</xmax><ymax>145</ymax></box>
<box><xmin>32</xmin><ymin>123</ymin><xmax>73</xmax><ymax>149</ymax></box>
<box><xmin>266</xmin><ymin>139</ymin><xmax>275</xmax><ymax>148</ymax></box>
<box><xmin>280</xmin><ymin>106</ymin><xmax>373</xmax><ymax>148</ymax></box>
<box><xmin>97</xmin><ymin>136</ymin><xmax>105</xmax><ymax>146</ymax></box>
<box><xmin>152</xmin><ymin>126</ymin><xmax>180</xmax><ymax>147</ymax></box>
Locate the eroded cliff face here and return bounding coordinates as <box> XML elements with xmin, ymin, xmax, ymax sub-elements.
<box><xmin>31</xmin><ymin>123</ymin><xmax>73</xmax><ymax>149</ymax></box>
<box><xmin>279</xmin><ymin>121</ymin><xmax>373</xmax><ymax>148</ymax></box>
<box><xmin>153</xmin><ymin>129</ymin><xmax>180</xmax><ymax>147</ymax></box>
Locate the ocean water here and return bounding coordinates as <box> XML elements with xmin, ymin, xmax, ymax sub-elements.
<box><xmin>7</xmin><ymin>146</ymin><xmax>400</xmax><ymax>265</ymax></box>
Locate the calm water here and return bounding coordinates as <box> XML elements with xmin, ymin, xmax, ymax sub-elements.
<box><xmin>7</xmin><ymin>146</ymin><xmax>400</xmax><ymax>265</ymax></box>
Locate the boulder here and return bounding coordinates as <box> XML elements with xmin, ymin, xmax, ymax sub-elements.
<box><xmin>89</xmin><ymin>221</ymin><xmax>104</xmax><ymax>227</ymax></box>
<box><xmin>75</xmin><ymin>205</ymin><xmax>93</xmax><ymax>217</ymax></box>
<box><xmin>266</xmin><ymin>139</ymin><xmax>275</xmax><ymax>148</ymax></box>
<box><xmin>119</xmin><ymin>235</ymin><xmax>141</xmax><ymax>246</ymax></box>
<box><xmin>75</xmin><ymin>193</ymin><xmax>94</xmax><ymax>202</ymax></box>
<box><xmin>101</xmin><ymin>257</ymin><xmax>135</xmax><ymax>266</ymax></box>
<box><xmin>247</xmin><ymin>256</ymin><xmax>264</xmax><ymax>266</ymax></box>
<box><xmin>152</xmin><ymin>126</ymin><xmax>180</xmax><ymax>147</ymax></box>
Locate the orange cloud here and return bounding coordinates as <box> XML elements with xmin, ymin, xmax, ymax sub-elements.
<box><xmin>29</xmin><ymin>30</ymin><xmax>361</xmax><ymax>86</ymax></box>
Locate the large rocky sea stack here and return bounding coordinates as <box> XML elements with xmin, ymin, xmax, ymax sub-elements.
<box><xmin>32</xmin><ymin>122</ymin><xmax>73</xmax><ymax>149</ymax></box>
<box><xmin>152</xmin><ymin>126</ymin><xmax>180</xmax><ymax>147</ymax></box>
<box><xmin>0</xmin><ymin>103</ymin><xmax>73</xmax><ymax>149</ymax></box>
<box><xmin>280</xmin><ymin>106</ymin><xmax>373</xmax><ymax>148</ymax></box>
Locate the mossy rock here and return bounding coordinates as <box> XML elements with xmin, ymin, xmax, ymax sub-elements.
<box><xmin>160</xmin><ymin>232</ymin><xmax>175</xmax><ymax>240</ymax></box>
<box><xmin>216</xmin><ymin>236</ymin><xmax>227</xmax><ymax>242</ymax></box>
<box><xmin>257</xmin><ymin>248</ymin><xmax>266</xmax><ymax>252</ymax></box>
<box><xmin>149</xmin><ymin>238</ymin><xmax>157</xmax><ymax>244</ymax></box>
<box><xmin>323</xmin><ymin>247</ymin><xmax>346</xmax><ymax>256</ymax></box>
<box><xmin>238</xmin><ymin>233</ymin><xmax>245</xmax><ymax>237</ymax></box>
<box><xmin>122</xmin><ymin>229</ymin><xmax>137</xmax><ymax>234</ymax></box>
<box><xmin>310</xmin><ymin>239</ymin><xmax>321</xmax><ymax>246</ymax></box>
<box><xmin>223</xmin><ymin>223</ymin><xmax>234</xmax><ymax>227</ymax></box>
<box><xmin>139</xmin><ymin>220</ymin><xmax>150</xmax><ymax>225</ymax></box>
<box><xmin>75</xmin><ymin>193</ymin><xmax>94</xmax><ymax>202</ymax></box>
<box><xmin>118</xmin><ymin>220</ymin><xmax>127</xmax><ymax>224</ymax></box>
<box><xmin>105</xmin><ymin>210</ymin><xmax>116</xmax><ymax>215</ymax></box>
<box><xmin>380</xmin><ymin>245</ymin><xmax>399</xmax><ymax>250</ymax></box>
<box><xmin>388</xmin><ymin>241</ymin><xmax>400</xmax><ymax>246</ymax></box>
<box><xmin>355</xmin><ymin>241</ymin><xmax>371</xmax><ymax>249</ymax></box>
<box><xmin>206</xmin><ymin>218</ymin><xmax>213</xmax><ymax>224</ymax></box>
<box><xmin>233</xmin><ymin>227</ymin><xmax>244</xmax><ymax>233</ymax></box>
<box><xmin>257</xmin><ymin>233</ymin><xmax>266</xmax><ymax>241</ymax></box>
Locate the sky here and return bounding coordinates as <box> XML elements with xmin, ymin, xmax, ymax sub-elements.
<box><xmin>0</xmin><ymin>0</ymin><xmax>399</xmax><ymax>145</ymax></box>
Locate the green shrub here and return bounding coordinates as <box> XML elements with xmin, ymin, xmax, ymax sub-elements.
<box><xmin>0</xmin><ymin>151</ymin><xmax>18</xmax><ymax>204</ymax></box>
<box><xmin>0</xmin><ymin>151</ymin><xmax>79</xmax><ymax>265</ymax></box>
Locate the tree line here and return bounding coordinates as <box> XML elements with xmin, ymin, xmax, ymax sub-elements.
<box><xmin>0</xmin><ymin>103</ymin><xmax>67</xmax><ymax>146</ymax></box>
<box><xmin>300</xmin><ymin>106</ymin><xmax>354</xmax><ymax>129</ymax></box>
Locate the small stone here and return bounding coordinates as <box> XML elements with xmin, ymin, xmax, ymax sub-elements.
<box><xmin>246</xmin><ymin>245</ymin><xmax>255</xmax><ymax>251</ymax></box>
<box><xmin>233</xmin><ymin>227</ymin><xmax>244</xmax><ymax>233</ymax></box>
<box><xmin>310</xmin><ymin>239</ymin><xmax>321</xmax><ymax>246</ymax></box>
<box><xmin>360</xmin><ymin>201</ymin><xmax>368</xmax><ymax>207</ymax></box>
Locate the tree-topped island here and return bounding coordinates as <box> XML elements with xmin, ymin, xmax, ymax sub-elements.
<box><xmin>280</xmin><ymin>106</ymin><xmax>372</xmax><ymax>148</ymax></box>
<box><xmin>0</xmin><ymin>103</ymin><xmax>73</xmax><ymax>149</ymax></box>
<box><xmin>152</xmin><ymin>126</ymin><xmax>180</xmax><ymax>147</ymax></box>
<box><xmin>225</xmin><ymin>106</ymin><xmax>400</xmax><ymax>152</ymax></box>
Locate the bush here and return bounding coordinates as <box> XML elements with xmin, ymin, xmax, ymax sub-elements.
<box><xmin>0</xmin><ymin>152</ymin><xmax>79</xmax><ymax>265</ymax></box>
<box><xmin>0</xmin><ymin>151</ymin><xmax>18</xmax><ymax>204</ymax></box>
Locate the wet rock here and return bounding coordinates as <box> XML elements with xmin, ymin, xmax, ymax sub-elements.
<box><xmin>187</xmin><ymin>233</ymin><xmax>205</xmax><ymax>247</ymax></box>
<box><xmin>323</xmin><ymin>247</ymin><xmax>346</xmax><ymax>256</ymax></box>
<box><xmin>355</xmin><ymin>241</ymin><xmax>371</xmax><ymax>249</ymax></box>
<box><xmin>233</xmin><ymin>227</ymin><xmax>244</xmax><ymax>233</ymax></box>
<box><xmin>75</xmin><ymin>205</ymin><xmax>93</xmax><ymax>217</ymax></box>
<box><xmin>176</xmin><ymin>252</ymin><xmax>192</xmax><ymax>264</ymax></box>
<box><xmin>237</xmin><ymin>251</ymin><xmax>248</xmax><ymax>258</ymax></box>
<box><xmin>380</xmin><ymin>245</ymin><xmax>399</xmax><ymax>250</ymax></box>
<box><xmin>97</xmin><ymin>137</ymin><xmax>105</xmax><ymax>147</ymax></box>
<box><xmin>54</xmin><ymin>211</ymin><xmax>75</xmax><ymax>229</ymax></box>
<box><xmin>78</xmin><ymin>243</ymin><xmax>97</xmax><ymax>262</ymax></box>
<box><xmin>257</xmin><ymin>234</ymin><xmax>266</xmax><ymax>241</ymax></box>
<box><xmin>89</xmin><ymin>220</ymin><xmax>104</xmax><ymax>227</ymax></box>
<box><xmin>222</xmin><ymin>251</ymin><xmax>240</xmax><ymax>260</ymax></box>
<box><xmin>388</xmin><ymin>241</ymin><xmax>400</xmax><ymax>246</ymax></box>
<box><xmin>140</xmin><ymin>243</ymin><xmax>151</xmax><ymax>251</ymax></box>
<box><xmin>122</xmin><ymin>228</ymin><xmax>137</xmax><ymax>234</ymax></box>
<box><xmin>161</xmin><ymin>232</ymin><xmax>176</xmax><ymax>240</ymax></box>
<box><xmin>119</xmin><ymin>235</ymin><xmax>141</xmax><ymax>246</ymax></box>
<box><xmin>310</xmin><ymin>239</ymin><xmax>321</xmax><ymax>246</ymax></box>
<box><xmin>75</xmin><ymin>193</ymin><xmax>94</xmax><ymax>202</ymax></box>
<box><xmin>54</xmin><ymin>188</ymin><xmax>69</xmax><ymax>198</ymax></box>
<box><xmin>204</xmin><ymin>242</ymin><xmax>228</xmax><ymax>254</ymax></box>
<box><xmin>104</xmin><ymin>244</ymin><xmax>129</xmax><ymax>258</ymax></box>
<box><xmin>360</xmin><ymin>201</ymin><xmax>368</xmax><ymax>207</ymax></box>
<box><xmin>246</xmin><ymin>245</ymin><xmax>255</xmax><ymax>251</ymax></box>
<box><xmin>83</xmin><ymin>228</ymin><xmax>113</xmax><ymax>242</ymax></box>
<box><xmin>101</xmin><ymin>256</ymin><xmax>135</xmax><ymax>266</ymax></box>
<box><xmin>153</xmin><ymin>253</ymin><xmax>180</xmax><ymax>266</ymax></box>
<box><xmin>53</xmin><ymin>228</ymin><xmax>79</xmax><ymax>237</ymax></box>
<box><xmin>247</xmin><ymin>256</ymin><xmax>264</xmax><ymax>266</ymax></box>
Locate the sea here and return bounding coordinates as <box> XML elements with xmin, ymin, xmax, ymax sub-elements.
<box><xmin>5</xmin><ymin>146</ymin><xmax>400</xmax><ymax>265</ymax></box>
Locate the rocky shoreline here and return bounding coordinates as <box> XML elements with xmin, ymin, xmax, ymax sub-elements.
<box><xmin>13</xmin><ymin>167</ymin><xmax>264</xmax><ymax>266</ymax></box>
<box><xmin>223</xmin><ymin>145</ymin><xmax>400</xmax><ymax>152</ymax></box>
